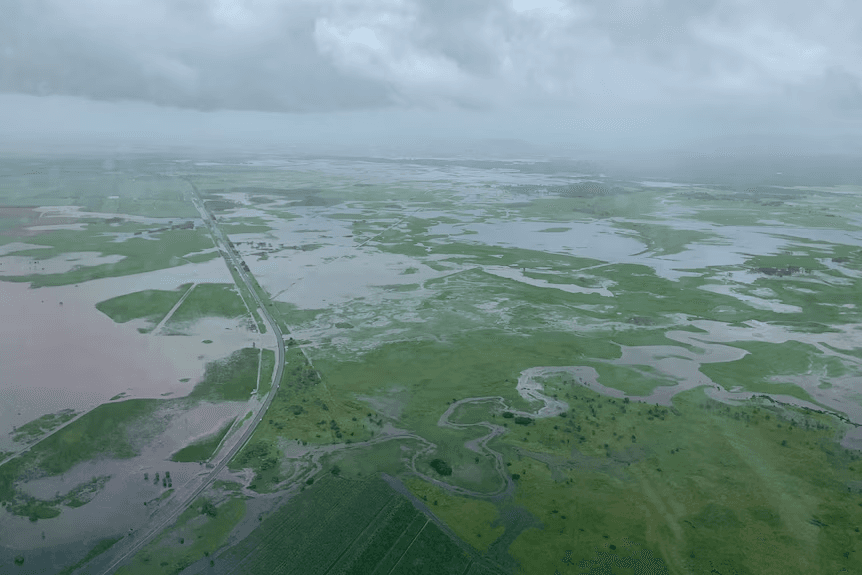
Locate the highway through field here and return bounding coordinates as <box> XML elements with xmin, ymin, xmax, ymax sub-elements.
<box><xmin>85</xmin><ymin>177</ymin><xmax>287</xmax><ymax>575</ymax></box>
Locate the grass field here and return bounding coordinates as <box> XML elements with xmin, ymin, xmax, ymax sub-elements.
<box><xmin>472</xmin><ymin>381</ymin><xmax>862</xmax><ymax>574</ymax></box>
<box><xmin>116</xmin><ymin>496</ymin><xmax>246</xmax><ymax>575</ymax></box>
<box><xmin>166</xmin><ymin>283</ymin><xmax>250</xmax><ymax>326</ymax></box>
<box><xmin>402</xmin><ymin>477</ymin><xmax>503</xmax><ymax>553</ymax></box>
<box><xmin>257</xmin><ymin>348</ymin><xmax>275</xmax><ymax>397</ymax></box>
<box><xmin>699</xmin><ymin>340</ymin><xmax>832</xmax><ymax>404</ymax></box>
<box><xmin>11</xmin><ymin>408</ymin><xmax>77</xmax><ymax>443</ymax></box>
<box><xmin>0</xmin><ymin>227</ymin><xmax>218</xmax><ymax>287</ymax></box>
<box><xmin>187</xmin><ymin>347</ymin><xmax>261</xmax><ymax>402</ymax></box>
<box><xmin>95</xmin><ymin>284</ymin><xmax>192</xmax><ymax>330</ymax></box>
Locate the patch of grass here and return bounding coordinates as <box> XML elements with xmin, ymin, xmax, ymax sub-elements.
<box><xmin>116</xmin><ymin>496</ymin><xmax>246</xmax><ymax>575</ymax></box>
<box><xmin>166</xmin><ymin>283</ymin><xmax>249</xmax><ymax>325</ymax></box>
<box><xmin>170</xmin><ymin>418</ymin><xmax>235</xmax><ymax>463</ymax></box>
<box><xmin>0</xmin><ymin>399</ymin><xmax>163</xmax><ymax>520</ymax></box>
<box><xmin>187</xmin><ymin>348</ymin><xmax>260</xmax><ymax>402</ymax></box>
<box><xmin>0</xmin><ymin>399</ymin><xmax>161</xmax><ymax>505</ymax></box>
<box><xmin>95</xmin><ymin>283</ymin><xmax>191</xmax><ymax>326</ymax></box>
<box><xmin>11</xmin><ymin>408</ymin><xmax>77</xmax><ymax>443</ymax></box>
<box><xmin>1</xmin><ymin>228</ymin><xmax>216</xmax><ymax>287</ymax></box>
<box><xmin>612</xmin><ymin>221</ymin><xmax>720</xmax><ymax>256</ymax></box>
<box><xmin>316</xmin><ymin>329</ymin><xmax>620</xmax><ymax>433</ymax></box>
<box><xmin>213</xmin><ymin>480</ymin><xmax>242</xmax><ymax>492</ymax></box>
<box><xmin>257</xmin><ymin>348</ymin><xmax>275</xmax><ymax>397</ymax></box>
<box><xmin>699</xmin><ymin>341</ymin><xmax>824</xmax><ymax>405</ymax></box>
<box><xmin>9</xmin><ymin>500</ymin><xmax>61</xmax><ymax>521</ymax></box>
<box><xmin>497</xmin><ymin>381</ymin><xmax>862</xmax><ymax>574</ymax></box>
<box><xmin>403</xmin><ymin>477</ymin><xmax>503</xmax><ymax>553</ymax></box>
<box><xmin>585</xmin><ymin>361</ymin><xmax>678</xmax><ymax>397</ymax></box>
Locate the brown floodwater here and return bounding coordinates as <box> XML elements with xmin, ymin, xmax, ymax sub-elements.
<box><xmin>0</xmin><ymin>257</ymin><xmax>260</xmax><ymax>448</ymax></box>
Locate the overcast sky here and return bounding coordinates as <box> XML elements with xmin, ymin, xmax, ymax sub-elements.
<box><xmin>2</xmin><ymin>0</ymin><xmax>862</xmax><ymax>156</ymax></box>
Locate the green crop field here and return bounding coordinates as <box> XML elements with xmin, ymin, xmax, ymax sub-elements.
<box><xmin>214</xmin><ymin>475</ymin><xmax>505</xmax><ymax>575</ymax></box>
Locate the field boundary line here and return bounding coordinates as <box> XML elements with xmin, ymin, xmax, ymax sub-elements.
<box><xmin>150</xmin><ymin>281</ymin><xmax>197</xmax><ymax>335</ymax></box>
<box><xmin>385</xmin><ymin>518</ymin><xmax>429</xmax><ymax>575</ymax></box>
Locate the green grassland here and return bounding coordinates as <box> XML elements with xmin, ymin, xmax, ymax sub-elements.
<box><xmin>403</xmin><ymin>476</ymin><xmax>504</xmax><ymax>553</ymax></box>
<box><xmin>585</xmin><ymin>362</ymin><xmax>679</xmax><ymax>397</ymax></box>
<box><xmin>612</xmin><ymin>221</ymin><xmax>721</xmax><ymax>256</ymax></box>
<box><xmin>165</xmin><ymin>283</ymin><xmax>250</xmax><ymax>326</ymax></box>
<box><xmin>187</xmin><ymin>348</ymin><xmax>261</xmax><ymax>402</ymax></box>
<box><xmin>699</xmin><ymin>340</ymin><xmax>844</xmax><ymax>404</ymax></box>
<box><xmin>257</xmin><ymin>348</ymin><xmax>275</xmax><ymax>396</ymax></box>
<box><xmin>0</xmin><ymin>227</ymin><xmax>218</xmax><ymax>287</ymax></box>
<box><xmin>95</xmin><ymin>283</ymin><xmax>192</xmax><ymax>330</ymax></box>
<box><xmin>229</xmin><ymin>347</ymin><xmax>375</xmax><ymax>492</ymax></box>
<box><xmin>171</xmin><ymin>418</ymin><xmax>236</xmax><ymax>463</ymax></box>
<box><xmin>414</xmin><ymin>380</ymin><xmax>862</xmax><ymax>575</ymax></box>
<box><xmin>116</xmin><ymin>496</ymin><xmax>246</xmax><ymax>575</ymax></box>
<box><xmin>11</xmin><ymin>408</ymin><xmax>77</xmax><ymax>443</ymax></box>
<box><xmin>0</xmin><ymin>169</ymin><xmax>199</xmax><ymax>217</ymax></box>
<box><xmin>5</xmin><ymin>161</ymin><xmax>861</xmax><ymax>573</ymax></box>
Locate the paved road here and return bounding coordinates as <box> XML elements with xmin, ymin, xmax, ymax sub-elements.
<box><xmin>87</xmin><ymin>177</ymin><xmax>287</xmax><ymax>575</ymax></box>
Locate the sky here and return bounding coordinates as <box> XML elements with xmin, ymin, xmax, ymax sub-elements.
<box><xmin>2</xmin><ymin>0</ymin><xmax>862</xmax><ymax>158</ymax></box>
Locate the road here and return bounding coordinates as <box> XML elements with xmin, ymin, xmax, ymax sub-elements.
<box><xmin>88</xmin><ymin>177</ymin><xmax>287</xmax><ymax>575</ymax></box>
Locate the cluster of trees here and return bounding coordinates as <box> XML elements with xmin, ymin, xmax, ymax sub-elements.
<box><xmin>429</xmin><ymin>459</ymin><xmax>452</xmax><ymax>476</ymax></box>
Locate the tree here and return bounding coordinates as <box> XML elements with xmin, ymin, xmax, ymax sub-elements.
<box><xmin>430</xmin><ymin>459</ymin><xmax>453</xmax><ymax>476</ymax></box>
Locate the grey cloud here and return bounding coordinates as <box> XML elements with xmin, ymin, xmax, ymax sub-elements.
<box><xmin>1</xmin><ymin>0</ymin><xmax>861</xmax><ymax>154</ymax></box>
<box><xmin>1</xmin><ymin>0</ymin><xmax>393</xmax><ymax>112</ymax></box>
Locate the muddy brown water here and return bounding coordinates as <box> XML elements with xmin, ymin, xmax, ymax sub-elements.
<box><xmin>0</xmin><ymin>257</ymin><xmax>261</xmax><ymax>449</ymax></box>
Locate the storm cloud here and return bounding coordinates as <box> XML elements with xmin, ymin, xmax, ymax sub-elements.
<box><xmin>2</xmin><ymin>0</ymin><xmax>861</xmax><ymax>154</ymax></box>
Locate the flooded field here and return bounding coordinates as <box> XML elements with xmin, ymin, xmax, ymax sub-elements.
<box><xmin>1</xmin><ymin>156</ymin><xmax>861</xmax><ymax>575</ymax></box>
<box><xmin>0</xmin><ymin>256</ymin><xmax>263</xmax><ymax>450</ymax></box>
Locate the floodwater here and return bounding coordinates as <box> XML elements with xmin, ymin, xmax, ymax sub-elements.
<box><xmin>0</xmin><ymin>257</ymin><xmax>260</xmax><ymax>449</ymax></box>
<box><xmin>0</xmin><ymin>252</ymin><xmax>126</xmax><ymax>276</ymax></box>
<box><xmin>3</xmin><ymin>401</ymin><xmax>245</xmax><ymax>550</ymax></box>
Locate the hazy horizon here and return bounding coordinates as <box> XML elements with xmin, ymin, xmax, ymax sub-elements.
<box><xmin>3</xmin><ymin>0</ymin><xmax>862</xmax><ymax>164</ymax></box>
